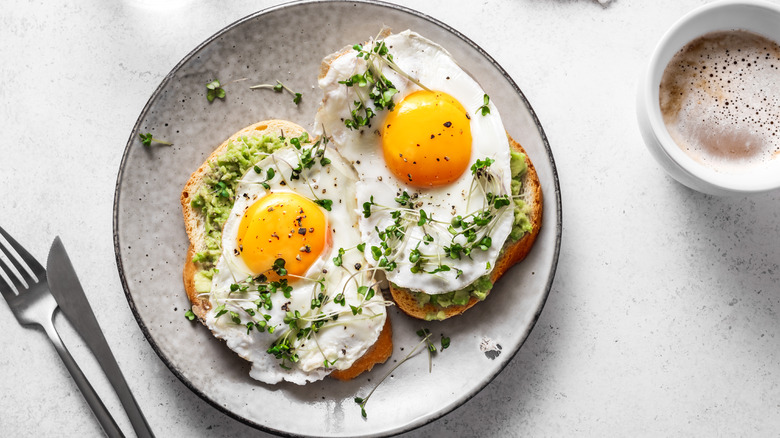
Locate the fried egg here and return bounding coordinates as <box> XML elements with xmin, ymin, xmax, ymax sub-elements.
<box><xmin>205</xmin><ymin>139</ymin><xmax>387</xmax><ymax>385</ymax></box>
<box><xmin>315</xmin><ymin>30</ymin><xmax>515</xmax><ymax>294</ymax></box>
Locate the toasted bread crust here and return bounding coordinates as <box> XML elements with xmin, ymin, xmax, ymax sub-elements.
<box><xmin>180</xmin><ymin>119</ymin><xmax>391</xmax><ymax>381</ymax></box>
<box><xmin>330</xmin><ymin>314</ymin><xmax>393</xmax><ymax>380</ymax></box>
<box><xmin>389</xmin><ymin>136</ymin><xmax>543</xmax><ymax>320</ymax></box>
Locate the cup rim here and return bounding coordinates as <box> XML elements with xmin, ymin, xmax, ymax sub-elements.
<box><xmin>641</xmin><ymin>0</ymin><xmax>780</xmax><ymax>194</ymax></box>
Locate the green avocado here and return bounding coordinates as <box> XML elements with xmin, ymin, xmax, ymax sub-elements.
<box><xmin>190</xmin><ymin>134</ymin><xmax>289</xmax><ymax>272</ymax></box>
<box><xmin>413</xmin><ymin>150</ymin><xmax>533</xmax><ymax>314</ymax></box>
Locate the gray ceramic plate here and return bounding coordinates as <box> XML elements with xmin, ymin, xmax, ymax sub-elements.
<box><xmin>114</xmin><ymin>1</ymin><xmax>561</xmax><ymax>436</ymax></box>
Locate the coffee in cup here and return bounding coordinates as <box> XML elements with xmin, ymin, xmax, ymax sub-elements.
<box><xmin>659</xmin><ymin>30</ymin><xmax>780</xmax><ymax>173</ymax></box>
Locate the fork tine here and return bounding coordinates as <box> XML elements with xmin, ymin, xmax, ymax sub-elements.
<box><xmin>0</xmin><ymin>253</ymin><xmax>21</xmax><ymax>299</ymax></box>
<box><xmin>0</xmin><ymin>226</ymin><xmax>44</xmax><ymax>280</ymax></box>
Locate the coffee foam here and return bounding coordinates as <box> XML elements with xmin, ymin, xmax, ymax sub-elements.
<box><xmin>659</xmin><ymin>30</ymin><xmax>780</xmax><ymax>173</ymax></box>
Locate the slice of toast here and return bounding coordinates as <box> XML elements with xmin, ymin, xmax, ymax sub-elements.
<box><xmin>180</xmin><ymin>119</ymin><xmax>392</xmax><ymax>380</ymax></box>
<box><xmin>389</xmin><ymin>136</ymin><xmax>543</xmax><ymax>320</ymax></box>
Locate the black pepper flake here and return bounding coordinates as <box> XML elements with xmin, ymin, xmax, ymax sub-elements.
<box><xmin>466</xmin><ymin>113</ymin><xmax>471</xmax><ymax>120</ymax></box>
<box><xmin>444</xmin><ymin>156</ymin><xmax>450</xmax><ymax>161</ymax></box>
<box><xmin>271</xmin><ymin>232</ymin><xmax>279</xmax><ymax>240</ymax></box>
<box><xmin>430</xmin><ymin>134</ymin><xmax>435</xmax><ymax>139</ymax></box>
<box><xmin>280</xmin><ymin>180</ymin><xmax>287</xmax><ymax>185</ymax></box>
<box><xmin>443</xmin><ymin>121</ymin><xmax>452</xmax><ymax>127</ymax></box>
<box><xmin>301</xmin><ymin>245</ymin><xmax>312</xmax><ymax>253</ymax></box>
<box><xmin>267</xmin><ymin>206</ymin><xmax>275</xmax><ymax>212</ymax></box>
<box><xmin>408</xmin><ymin>174</ymin><xmax>413</xmax><ymax>181</ymax></box>
<box><xmin>309</xmin><ymin>227</ymin><xmax>314</xmax><ymax>233</ymax></box>
<box><xmin>233</xmin><ymin>249</ymin><xmax>240</xmax><ymax>256</ymax></box>
<box><xmin>354</xmin><ymin>262</ymin><xmax>362</xmax><ymax>270</ymax></box>
<box><xmin>298</xmin><ymin>228</ymin><xmax>307</xmax><ymax>235</ymax></box>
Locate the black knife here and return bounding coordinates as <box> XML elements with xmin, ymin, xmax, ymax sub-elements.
<box><xmin>47</xmin><ymin>237</ymin><xmax>155</xmax><ymax>438</ymax></box>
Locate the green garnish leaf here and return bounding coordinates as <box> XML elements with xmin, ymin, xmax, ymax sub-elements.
<box><xmin>394</xmin><ymin>191</ymin><xmax>410</xmax><ymax>206</ymax></box>
<box><xmin>471</xmin><ymin>157</ymin><xmax>495</xmax><ymax>175</ymax></box>
<box><xmin>273</xmin><ymin>258</ymin><xmax>288</xmax><ymax>276</ymax></box>
<box><xmin>417</xmin><ymin>209</ymin><xmax>429</xmax><ymax>226</ymax></box>
<box><xmin>476</xmin><ymin>93</ymin><xmax>490</xmax><ymax>116</ymax></box>
<box><xmin>206</xmin><ymin>79</ymin><xmax>225</xmax><ymax>102</ymax></box>
<box><xmin>250</xmin><ymin>80</ymin><xmax>302</xmax><ymax>105</ymax></box>
<box><xmin>138</xmin><ymin>132</ymin><xmax>172</xmax><ymax>147</ymax></box>
<box><xmin>362</xmin><ymin>196</ymin><xmax>374</xmax><ymax>218</ymax></box>
<box><xmin>139</xmin><ymin>133</ymin><xmax>152</xmax><ymax>146</ymax></box>
<box><xmin>332</xmin><ymin>247</ymin><xmax>345</xmax><ymax>267</ymax></box>
<box><xmin>184</xmin><ymin>309</ymin><xmax>196</xmax><ymax>321</ymax></box>
<box><xmin>314</xmin><ymin>199</ymin><xmax>333</xmax><ymax>211</ymax></box>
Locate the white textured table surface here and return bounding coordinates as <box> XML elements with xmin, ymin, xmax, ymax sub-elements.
<box><xmin>1</xmin><ymin>0</ymin><xmax>779</xmax><ymax>436</ymax></box>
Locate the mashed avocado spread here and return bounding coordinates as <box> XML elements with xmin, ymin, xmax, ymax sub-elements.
<box><xmin>410</xmin><ymin>150</ymin><xmax>534</xmax><ymax>320</ymax></box>
<box><xmin>189</xmin><ymin>134</ymin><xmax>289</xmax><ymax>292</ymax></box>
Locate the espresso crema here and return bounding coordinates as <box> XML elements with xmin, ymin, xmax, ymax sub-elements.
<box><xmin>659</xmin><ymin>30</ymin><xmax>780</xmax><ymax>173</ymax></box>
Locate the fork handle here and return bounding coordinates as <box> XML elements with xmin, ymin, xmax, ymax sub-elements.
<box><xmin>41</xmin><ymin>317</ymin><xmax>125</xmax><ymax>438</ymax></box>
<box><xmin>87</xmin><ymin>331</ymin><xmax>155</xmax><ymax>438</ymax></box>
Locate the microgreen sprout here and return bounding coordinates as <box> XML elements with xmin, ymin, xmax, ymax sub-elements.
<box><xmin>250</xmin><ymin>80</ymin><xmax>303</xmax><ymax>105</ymax></box>
<box><xmin>139</xmin><ymin>132</ymin><xmax>172</xmax><ymax>147</ymax></box>
<box><xmin>253</xmin><ymin>166</ymin><xmax>276</xmax><ymax>189</ymax></box>
<box><xmin>362</xmin><ymin>196</ymin><xmax>374</xmax><ymax>218</ymax></box>
<box><xmin>206</xmin><ymin>79</ymin><xmax>226</xmax><ymax>102</ymax></box>
<box><xmin>215</xmin><ymin>181</ymin><xmax>230</xmax><ymax>198</ymax></box>
<box><xmin>355</xmin><ymin>157</ymin><xmax>511</xmax><ymax>277</ymax></box>
<box><xmin>354</xmin><ymin>329</ymin><xmax>436</xmax><ymax>418</ymax></box>
<box><xmin>184</xmin><ymin>309</ymin><xmax>196</xmax><ymax>321</ymax></box>
<box><xmin>339</xmin><ymin>33</ymin><xmax>430</xmax><ymax>130</ymax></box>
<box><xmin>476</xmin><ymin>94</ymin><xmax>491</xmax><ymax>116</ymax></box>
<box><xmin>314</xmin><ymin>199</ymin><xmax>333</xmax><ymax>211</ymax></box>
<box><xmin>332</xmin><ymin>248</ymin><xmax>346</xmax><ymax>267</ymax></box>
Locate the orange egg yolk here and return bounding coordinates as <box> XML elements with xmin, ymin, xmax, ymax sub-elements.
<box><xmin>382</xmin><ymin>90</ymin><xmax>472</xmax><ymax>187</ymax></box>
<box><xmin>236</xmin><ymin>192</ymin><xmax>329</xmax><ymax>281</ymax></box>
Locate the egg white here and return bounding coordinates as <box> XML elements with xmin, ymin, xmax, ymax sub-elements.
<box><xmin>315</xmin><ymin>30</ymin><xmax>515</xmax><ymax>294</ymax></box>
<box><xmin>205</xmin><ymin>144</ymin><xmax>387</xmax><ymax>385</ymax></box>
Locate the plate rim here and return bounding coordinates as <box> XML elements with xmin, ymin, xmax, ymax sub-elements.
<box><xmin>113</xmin><ymin>0</ymin><xmax>562</xmax><ymax>436</ymax></box>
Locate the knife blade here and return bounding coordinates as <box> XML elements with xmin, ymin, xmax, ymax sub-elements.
<box><xmin>47</xmin><ymin>237</ymin><xmax>155</xmax><ymax>438</ymax></box>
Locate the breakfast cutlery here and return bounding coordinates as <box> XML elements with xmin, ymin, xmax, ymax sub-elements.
<box><xmin>0</xmin><ymin>226</ymin><xmax>124</xmax><ymax>438</ymax></box>
<box><xmin>47</xmin><ymin>236</ymin><xmax>155</xmax><ymax>438</ymax></box>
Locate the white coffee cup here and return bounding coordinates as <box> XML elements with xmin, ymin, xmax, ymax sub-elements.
<box><xmin>636</xmin><ymin>0</ymin><xmax>780</xmax><ymax>195</ymax></box>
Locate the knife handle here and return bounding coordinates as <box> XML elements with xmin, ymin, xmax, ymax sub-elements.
<box><xmin>42</xmin><ymin>315</ymin><xmax>125</xmax><ymax>438</ymax></box>
<box><xmin>80</xmin><ymin>319</ymin><xmax>155</xmax><ymax>438</ymax></box>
